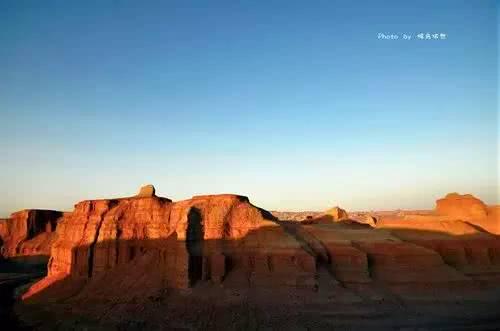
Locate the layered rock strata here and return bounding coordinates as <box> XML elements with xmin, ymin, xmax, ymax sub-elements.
<box><xmin>0</xmin><ymin>210</ymin><xmax>63</xmax><ymax>257</ymax></box>
<box><xmin>24</xmin><ymin>189</ymin><xmax>316</xmax><ymax>301</ymax></box>
<box><xmin>296</xmin><ymin>223</ymin><xmax>472</xmax><ymax>295</ymax></box>
<box><xmin>378</xmin><ymin>219</ymin><xmax>500</xmax><ymax>283</ymax></box>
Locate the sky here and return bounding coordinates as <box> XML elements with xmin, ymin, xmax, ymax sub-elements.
<box><xmin>0</xmin><ymin>0</ymin><xmax>498</xmax><ymax>216</ymax></box>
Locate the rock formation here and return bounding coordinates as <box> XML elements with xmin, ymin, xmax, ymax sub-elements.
<box><xmin>435</xmin><ymin>193</ymin><xmax>498</xmax><ymax>234</ymax></box>
<box><xmin>274</xmin><ymin>192</ymin><xmax>500</xmax><ymax>295</ymax></box>
<box><xmin>23</xmin><ymin>188</ymin><xmax>315</xmax><ymax>301</ymax></box>
<box><xmin>12</xmin><ymin>189</ymin><xmax>500</xmax><ymax>330</ymax></box>
<box><xmin>136</xmin><ymin>184</ymin><xmax>156</xmax><ymax>198</ymax></box>
<box><xmin>270</xmin><ymin>211</ymin><xmax>321</xmax><ymax>222</ymax></box>
<box><xmin>302</xmin><ymin>206</ymin><xmax>350</xmax><ymax>225</ymax></box>
<box><xmin>0</xmin><ymin>210</ymin><xmax>63</xmax><ymax>257</ymax></box>
<box><xmin>324</xmin><ymin>206</ymin><xmax>349</xmax><ymax>221</ymax></box>
<box><xmin>376</xmin><ymin>219</ymin><xmax>500</xmax><ymax>284</ymax></box>
<box><xmin>294</xmin><ymin>222</ymin><xmax>475</xmax><ymax>294</ymax></box>
<box><xmin>436</xmin><ymin>193</ymin><xmax>488</xmax><ymax>219</ymax></box>
<box><xmin>370</xmin><ymin>193</ymin><xmax>498</xmax><ymax>235</ymax></box>
<box><xmin>0</xmin><ymin>218</ymin><xmax>8</xmax><ymax>242</ymax></box>
<box><xmin>372</xmin><ymin>192</ymin><xmax>500</xmax><ymax>284</ymax></box>
<box><xmin>364</xmin><ymin>214</ymin><xmax>377</xmax><ymax>227</ymax></box>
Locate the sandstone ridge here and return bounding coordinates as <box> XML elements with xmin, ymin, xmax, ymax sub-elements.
<box><xmin>23</xmin><ymin>186</ymin><xmax>315</xmax><ymax>301</ymax></box>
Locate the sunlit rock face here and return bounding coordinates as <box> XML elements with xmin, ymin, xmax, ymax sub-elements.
<box><xmin>324</xmin><ymin>206</ymin><xmax>349</xmax><ymax>221</ymax></box>
<box><xmin>0</xmin><ymin>209</ymin><xmax>63</xmax><ymax>257</ymax></box>
<box><xmin>47</xmin><ymin>196</ymin><xmax>174</xmax><ymax>278</ymax></box>
<box><xmin>436</xmin><ymin>193</ymin><xmax>488</xmax><ymax>220</ymax></box>
<box><xmin>24</xmin><ymin>187</ymin><xmax>316</xmax><ymax>301</ymax></box>
<box><xmin>300</xmin><ymin>206</ymin><xmax>350</xmax><ymax>225</ymax></box>
<box><xmin>435</xmin><ymin>193</ymin><xmax>499</xmax><ymax>234</ymax></box>
<box><xmin>136</xmin><ymin>184</ymin><xmax>156</xmax><ymax>198</ymax></box>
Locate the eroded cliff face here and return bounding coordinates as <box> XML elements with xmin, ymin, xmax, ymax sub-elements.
<box><xmin>48</xmin><ymin>197</ymin><xmax>174</xmax><ymax>278</ymax></box>
<box><xmin>0</xmin><ymin>210</ymin><xmax>63</xmax><ymax>257</ymax></box>
<box><xmin>24</xmin><ymin>191</ymin><xmax>315</xmax><ymax>301</ymax></box>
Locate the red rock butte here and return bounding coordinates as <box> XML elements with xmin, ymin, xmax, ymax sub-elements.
<box><xmin>20</xmin><ymin>186</ymin><xmax>314</xmax><ymax>301</ymax></box>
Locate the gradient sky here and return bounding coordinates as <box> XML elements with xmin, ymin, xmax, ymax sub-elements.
<box><xmin>0</xmin><ymin>1</ymin><xmax>498</xmax><ymax>217</ymax></box>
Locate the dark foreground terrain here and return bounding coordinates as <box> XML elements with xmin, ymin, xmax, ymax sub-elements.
<box><xmin>0</xmin><ymin>256</ymin><xmax>47</xmax><ymax>330</ymax></box>
<box><xmin>14</xmin><ymin>277</ymin><xmax>500</xmax><ymax>330</ymax></box>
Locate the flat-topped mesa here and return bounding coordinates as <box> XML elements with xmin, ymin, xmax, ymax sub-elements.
<box><xmin>0</xmin><ymin>209</ymin><xmax>63</xmax><ymax>257</ymax></box>
<box><xmin>25</xmin><ymin>188</ymin><xmax>314</xmax><ymax>300</ymax></box>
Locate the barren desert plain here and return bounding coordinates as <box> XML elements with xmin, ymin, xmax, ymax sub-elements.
<box><xmin>0</xmin><ymin>185</ymin><xmax>499</xmax><ymax>330</ymax></box>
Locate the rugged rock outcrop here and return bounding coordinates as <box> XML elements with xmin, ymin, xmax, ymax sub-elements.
<box><xmin>271</xmin><ymin>211</ymin><xmax>321</xmax><ymax>222</ymax></box>
<box><xmin>363</xmin><ymin>215</ymin><xmax>377</xmax><ymax>227</ymax></box>
<box><xmin>302</xmin><ymin>206</ymin><xmax>350</xmax><ymax>225</ymax></box>
<box><xmin>0</xmin><ymin>210</ymin><xmax>63</xmax><ymax>257</ymax></box>
<box><xmin>24</xmin><ymin>189</ymin><xmax>315</xmax><ymax>301</ymax></box>
<box><xmin>295</xmin><ymin>223</ymin><xmax>474</xmax><ymax>295</ymax></box>
<box><xmin>436</xmin><ymin>193</ymin><xmax>488</xmax><ymax>220</ymax></box>
<box><xmin>324</xmin><ymin>206</ymin><xmax>349</xmax><ymax>221</ymax></box>
<box><xmin>435</xmin><ymin>193</ymin><xmax>498</xmax><ymax>234</ymax></box>
<box><xmin>136</xmin><ymin>184</ymin><xmax>156</xmax><ymax>197</ymax></box>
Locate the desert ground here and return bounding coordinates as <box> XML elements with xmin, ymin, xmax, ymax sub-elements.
<box><xmin>1</xmin><ymin>185</ymin><xmax>499</xmax><ymax>330</ymax></box>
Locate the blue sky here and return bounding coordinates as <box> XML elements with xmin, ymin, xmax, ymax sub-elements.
<box><xmin>0</xmin><ymin>1</ymin><xmax>498</xmax><ymax>216</ymax></box>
